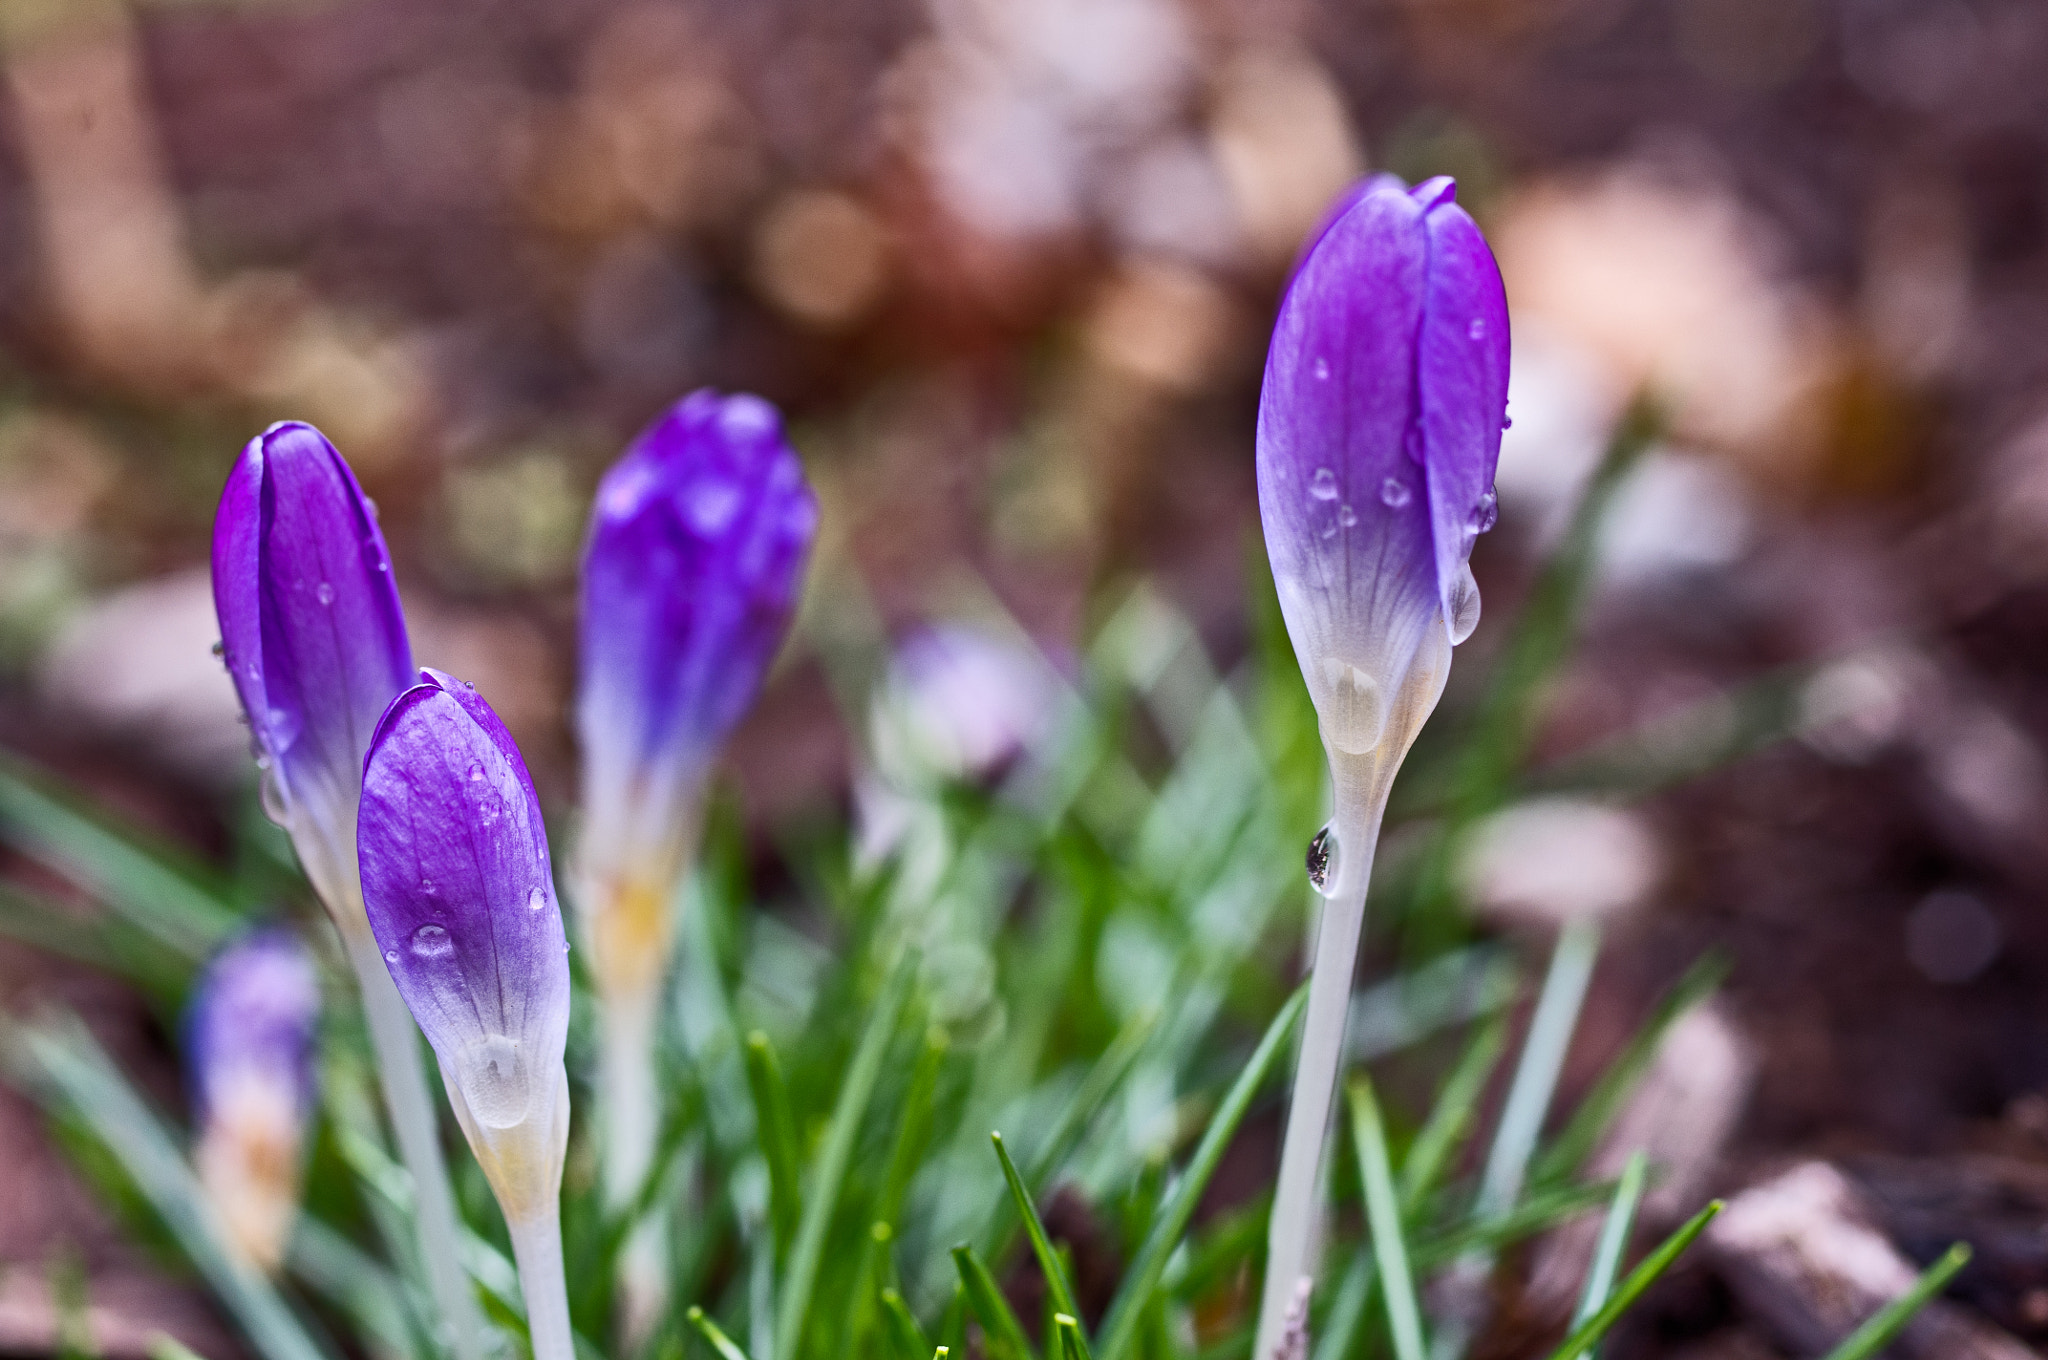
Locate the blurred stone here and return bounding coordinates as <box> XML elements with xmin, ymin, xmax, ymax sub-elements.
<box><xmin>1459</xmin><ymin>797</ymin><xmax>1661</xmax><ymax>927</ymax></box>
<box><xmin>1105</xmin><ymin>136</ymin><xmax>1242</xmax><ymax>269</ymax></box>
<box><xmin>752</xmin><ymin>190</ymin><xmax>892</xmax><ymax>330</ymax></box>
<box><xmin>36</xmin><ymin>570</ymin><xmax>246</xmax><ymax>784</ymax></box>
<box><xmin>1084</xmin><ymin>259</ymin><xmax>1236</xmax><ymax>395</ymax></box>
<box><xmin>1208</xmin><ymin>47</ymin><xmax>1362</xmax><ymax>267</ymax></box>
<box><xmin>1596</xmin><ymin>450</ymin><xmax>1753</xmax><ymax>586</ymax></box>
<box><xmin>1904</xmin><ymin>887</ymin><xmax>2002</xmax><ymax>985</ymax></box>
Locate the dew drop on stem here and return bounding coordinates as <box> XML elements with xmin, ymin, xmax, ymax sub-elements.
<box><xmin>1306</xmin><ymin>823</ymin><xmax>1342</xmax><ymax>897</ymax></box>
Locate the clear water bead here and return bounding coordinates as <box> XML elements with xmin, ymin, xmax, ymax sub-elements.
<box><xmin>1447</xmin><ymin>564</ymin><xmax>1482</xmax><ymax>645</ymax></box>
<box><xmin>1469</xmin><ymin>487</ymin><xmax>1499</xmax><ymax>534</ymax></box>
<box><xmin>315</xmin><ymin>582</ymin><xmax>335</xmax><ymax>606</ymax></box>
<box><xmin>410</xmin><ymin>923</ymin><xmax>453</xmax><ymax>958</ymax></box>
<box><xmin>1468</xmin><ymin>317</ymin><xmax>1487</xmax><ymax>341</ymax></box>
<box><xmin>1306</xmin><ymin>823</ymin><xmax>1342</xmax><ymax>898</ymax></box>
<box><xmin>384</xmin><ymin>949</ymin><xmax>399</xmax><ymax>964</ymax></box>
<box><xmin>467</xmin><ymin>762</ymin><xmax>485</xmax><ymax>782</ymax></box>
<box><xmin>1338</xmin><ymin>504</ymin><xmax>1358</xmax><ymax>527</ymax></box>
<box><xmin>210</xmin><ymin>640</ymin><xmax>224</xmax><ymax>659</ymax></box>
<box><xmin>527</xmin><ymin>886</ymin><xmax>547</xmax><ymax>912</ymax></box>
<box><xmin>1313</xmin><ymin>357</ymin><xmax>1330</xmax><ymax>381</ymax></box>
<box><xmin>1309</xmin><ymin>468</ymin><xmax>1339</xmax><ymax>501</ymax></box>
<box><xmin>1380</xmin><ymin>477</ymin><xmax>1411</xmax><ymax>509</ymax></box>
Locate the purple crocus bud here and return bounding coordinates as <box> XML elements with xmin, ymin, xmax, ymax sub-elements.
<box><xmin>1256</xmin><ymin>175</ymin><xmax>1509</xmax><ymax>756</ymax></box>
<box><xmin>574</xmin><ymin>390</ymin><xmax>816</xmax><ymax>994</ymax></box>
<box><xmin>186</xmin><ymin>927</ymin><xmax>321</xmax><ymax>1270</ymax></box>
<box><xmin>359</xmin><ymin>669</ymin><xmax>571</xmax><ymax>1222</ymax></box>
<box><xmin>211</xmin><ymin>422</ymin><xmax>413</xmax><ymax>915</ymax></box>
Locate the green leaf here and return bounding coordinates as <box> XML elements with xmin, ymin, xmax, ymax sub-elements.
<box><xmin>951</xmin><ymin>1243</ymin><xmax>1034</xmax><ymax>1360</ymax></box>
<box><xmin>687</xmin><ymin>1307</ymin><xmax>754</xmax><ymax>1360</ymax></box>
<box><xmin>1571</xmin><ymin>1151</ymin><xmax>1647</xmax><ymax>1357</ymax></box>
<box><xmin>880</xmin><ymin>1288</ymin><xmax>932</xmax><ymax>1360</ymax></box>
<box><xmin>992</xmin><ymin>1132</ymin><xmax>1089</xmax><ymax>1357</ymax></box>
<box><xmin>1347</xmin><ymin>1079</ymin><xmax>1425</xmax><ymax>1360</ymax></box>
<box><xmin>1400</xmin><ymin>1015</ymin><xmax>1507</xmax><ymax>1216</ymax></box>
<box><xmin>1476</xmin><ymin>921</ymin><xmax>1600</xmax><ymax>1220</ymax></box>
<box><xmin>7</xmin><ymin>1018</ymin><xmax>332</xmax><ymax>1360</ymax></box>
<box><xmin>1533</xmin><ymin>954</ymin><xmax>1727</xmax><ymax>1186</ymax></box>
<box><xmin>1412</xmin><ymin>1179</ymin><xmax>1619</xmax><ymax>1267</ymax></box>
<box><xmin>1818</xmin><ymin>1243</ymin><xmax>1972</xmax><ymax>1360</ymax></box>
<box><xmin>1053</xmin><ymin>1314</ymin><xmax>1086</xmax><ymax>1360</ymax></box>
<box><xmin>772</xmin><ymin>952</ymin><xmax>915</xmax><ymax>1360</ymax></box>
<box><xmin>1542</xmin><ymin>1199</ymin><xmax>1723</xmax><ymax>1360</ymax></box>
<box><xmin>1095</xmin><ymin>981</ymin><xmax>1310</xmax><ymax>1360</ymax></box>
<box><xmin>743</xmin><ymin>1030</ymin><xmax>803</xmax><ymax>1250</ymax></box>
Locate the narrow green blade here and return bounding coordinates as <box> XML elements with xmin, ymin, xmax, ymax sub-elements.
<box><xmin>687</xmin><ymin>1306</ymin><xmax>754</xmax><ymax>1360</ymax></box>
<box><xmin>1095</xmin><ymin>982</ymin><xmax>1309</xmax><ymax>1360</ymax></box>
<box><xmin>1400</xmin><ymin>1015</ymin><xmax>1507</xmax><ymax>1215</ymax></box>
<box><xmin>743</xmin><ymin>1030</ymin><xmax>803</xmax><ymax>1249</ymax></box>
<box><xmin>880</xmin><ymin>1288</ymin><xmax>932</xmax><ymax>1360</ymax></box>
<box><xmin>772</xmin><ymin>953</ymin><xmax>915</xmax><ymax>1360</ymax></box>
<box><xmin>1347</xmin><ymin>1079</ymin><xmax>1425</xmax><ymax>1360</ymax></box>
<box><xmin>951</xmin><ymin>1243</ymin><xmax>1034</xmax><ymax>1360</ymax></box>
<box><xmin>1543</xmin><ymin>1199</ymin><xmax>1723</xmax><ymax>1360</ymax></box>
<box><xmin>1571</xmin><ymin>1151</ymin><xmax>1648</xmax><ymax>1355</ymax></box>
<box><xmin>992</xmin><ymin>1132</ymin><xmax>1090</xmax><ymax>1358</ymax></box>
<box><xmin>1819</xmin><ymin>1243</ymin><xmax>1971</xmax><ymax>1360</ymax></box>
<box><xmin>1053</xmin><ymin>1314</ymin><xmax>1086</xmax><ymax>1360</ymax></box>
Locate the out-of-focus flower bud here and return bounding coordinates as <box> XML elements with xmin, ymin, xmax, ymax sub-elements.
<box><xmin>1257</xmin><ymin>175</ymin><xmax>1510</xmax><ymax>760</ymax></box>
<box><xmin>574</xmin><ymin>390</ymin><xmax>815</xmax><ymax>996</ymax></box>
<box><xmin>358</xmin><ymin>669</ymin><xmax>571</xmax><ymax>1224</ymax></box>
<box><xmin>186</xmin><ymin>927</ymin><xmax>321</xmax><ymax>1271</ymax></box>
<box><xmin>211</xmin><ymin>421</ymin><xmax>413</xmax><ymax>921</ymax></box>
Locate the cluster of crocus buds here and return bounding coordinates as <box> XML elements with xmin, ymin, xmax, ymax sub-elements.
<box><xmin>359</xmin><ymin>668</ymin><xmax>577</xmax><ymax>1360</ymax></box>
<box><xmin>1253</xmin><ymin>174</ymin><xmax>1510</xmax><ymax>1358</ymax></box>
<box><xmin>186</xmin><ymin>927</ymin><xmax>321</xmax><ymax>1271</ymax></box>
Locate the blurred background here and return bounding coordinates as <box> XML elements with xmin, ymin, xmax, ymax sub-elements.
<box><xmin>8</xmin><ymin>0</ymin><xmax>2048</xmax><ymax>1354</ymax></box>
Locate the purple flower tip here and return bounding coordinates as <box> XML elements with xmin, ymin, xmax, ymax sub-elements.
<box><xmin>186</xmin><ymin>926</ymin><xmax>322</xmax><ymax>1124</ymax></box>
<box><xmin>359</xmin><ymin>669</ymin><xmax>570</xmax><ymax>1134</ymax></box>
<box><xmin>211</xmin><ymin>421</ymin><xmax>413</xmax><ymax>857</ymax></box>
<box><xmin>1256</xmin><ymin>174</ymin><xmax>1510</xmax><ymax>754</ymax></box>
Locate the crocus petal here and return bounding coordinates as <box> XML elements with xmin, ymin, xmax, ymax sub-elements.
<box><xmin>359</xmin><ymin>670</ymin><xmax>569</xmax><ymax>1134</ymax></box>
<box><xmin>1255</xmin><ymin>176</ymin><xmax>1510</xmax><ymax>755</ymax></box>
<box><xmin>186</xmin><ymin>927</ymin><xmax>322</xmax><ymax>1124</ymax></box>
<box><xmin>577</xmin><ymin>390</ymin><xmax>816</xmax><ymax>882</ymax></box>
<box><xmin>211</xmin><ymin>422</ymin><xmax>413</xmax><ymax>845</ymax></box>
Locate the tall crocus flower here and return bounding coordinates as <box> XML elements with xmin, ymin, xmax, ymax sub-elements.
<box><xmin>186</xmin><ymin>927</ymin><xmax>320</xmax><ymax>1271</ymax></box>
<box><xmin>360</xmin><ymin>669</ymin><xmax>575</xmax><ymax>1360</ymax></box>
<box><xmin>574</xmin><ymin>389</ymin><xmax>815</xmax><ymax>1320</ymax></box>
<box><xmin>211</xmin><ymin>423</ymin><xmax>484</xmax><ymax>1358</ymax></box>
<box><xmin>1252</xmin><ymin>175</ymin><xmax>1509</xmax><ymax>1358</ymax></box>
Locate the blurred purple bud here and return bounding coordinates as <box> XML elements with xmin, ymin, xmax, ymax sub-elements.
<box><xmin>185</xmin><ymin>927</ymin><xmax>321</xmax><ymax>1269</ymax></box>
<box><xmin>1257</xmin><ymin>176</ymin><xmax>1509</xmax><ymax>754</ymax></box>
<box><xmin>871</xmin><ymin>624</ymin><xmax>1059</xmax><ymax>786</ymax></box>
<box><xmin>211</xmin><ymin>422</ymin><xmax>413</xmax><ymax>900</ymax></box>
<box><xmin>575</xmin><ymin>389</ymin><xmax>816</xmax><ymax>902</ymax></box>
<box><xmin>359</xmin><ymin>669</ymin><xmax>571</xmax><ymax>1216</ymax></box>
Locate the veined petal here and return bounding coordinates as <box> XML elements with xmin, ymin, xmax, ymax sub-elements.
<box><xmin>359</xmin><ymin>671</ymin><xmax>569</xmax><ymax>1134</ymax></box>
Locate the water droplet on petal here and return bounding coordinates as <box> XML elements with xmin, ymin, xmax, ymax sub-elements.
<box><xmin>456</xmin><ymin>1034</ymin><xmax>530</xmax><ymax>1129</ymax></box>
<box><xmin>259</xmin><ymin>767</ymin><xmax>290</xmax><ymax>827</ymax></box>
<box><xmin>1468</xmin><ymin>317</ymin><xmax>1487</xmax><ymax>341</ymax></box>
<box><xmin>420</xmin><ymin>877</ymin><xmax>437</xmax><ymax>896</ymax></box>
<box><xmin>411</xmin><ymin>923</ymin><xmax>453</xmax><ymax>957</ymax></box>
<box><xmin>210</xmin><ymin>639</ymin><xmax>224</xmax><ymax>659</ymax></box>
<box><xmin>467</xmin><ymin>762</ymin><xmax>485</xmax><ymax>782</ymax></box>
<box><xmin>1379</xmin><ymin>477</ymin><xmax>1411</xmax><ymax>509</ymax></box>
<box><xmin>266</xmin><ymin>706</ymin><xmax>303</xmax><ymax>753</ymax></box>
<box><xmin>1469</xmin><ymin>487</ymin><xmax>1499</xmax><ymax>535</ymax></box>
<box><xmin>1447</xmin><ymin>565</ymin><xmax>1482</xmax><ymax>646</ymax></box>
<box><xmin>1309</xmin><ymin>468</ymin><xmax>1339</xmax><ymax>501</ymax></box>
<box><xmin>315</xmin><ymin>582</ymin><xmax>335</xmax><ymax>606</ymax></box>
<box><xmin>1502</xmin><ymin>414</ymin><xmax>1514</xmax><ymax>431</ymax></box>
<box><xmin>1313</xmin><ymin>357</ymin><xmax>1330</xmax><ymax>382</ymax></box>
<box><xmin>1306</xmin><ymin>823</ymin><xmax>1342</xmax><ymax>897</ymax></box>
<box><xmin>684</xmin><ymin>479</ymin><xmax>743</xmax><ymax>536</ymax></box>
<box><xmin>1318</xmin><ymin>657</ymin><xmax>1387</xmax><ymax>754</ymax></box>
<box><xmin>527</xmin><ymin>886</ymin><xmax>547</xmax><ymax>913</ymax></box>
<box><xmin>385</xmin><ymin>949</ymin><xmax>399</xmax><ymax>964</ymax></box>
<box><xmin>1338</xmin><ymin>504</ymin><xmax>1358</xmax><ymax>527</ymax></box>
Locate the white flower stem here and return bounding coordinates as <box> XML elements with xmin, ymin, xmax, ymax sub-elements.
<box><xmin>1254</xmin><ymin>757</ymin><xmax>1391</xmax><ymax>1360</ymax></box>
<box><xmin>507</xmin><ymin>1206</ymin><xmax>576</xmax><ymax>1360</ymax></box>
<box><xmin>599</xmin><ymin>978</ymin><xmax>667</xmax><ymax>1341</ymax></box>
<box><xmin>340</xmin><ymin>924</ymin><xmax>487</xmax><ymax>1360</ymax></box>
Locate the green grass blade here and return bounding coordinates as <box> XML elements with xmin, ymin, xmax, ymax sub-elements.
<box><xmin>880</xmin><ymin>1288</ymin><xmax>932</xmax><ymax>1360</ymax></box>
<box><xmin>1026</xmin><ymin>1006</ymin><xmax>1158</xmax><ymax>1189</ymax></box>
<box><xmin>951</xmin><ymin>1244</ymin><xmax>1035</xmax><ymax>1360</ymax></box>
<box><xmin>1477</xmin><ymin>921</ymin><xmax>1600</xmax><ymax>1220</ymax></box>
<box><xmin>772</xmin><ymin>953</ymin><xmax>915</xmax><ymax>1360</ymax></box>
<box><xmin>0</xmin><ymin>753</ymin><xmax>239</xmax><ymax>962</ymax></box>
<box><xmin>1347</xmin><ymin>1079</ymin><xmax>1425</xmax><ymax>1360</ymax></box>
<box><xmin>1095</xmin><ymin>981</ymin><xmax>1310</xmax><ymax>1360</ymax></box>
<box><xmin>8</xmin><ymin>1019</ymin><xmax>332</xmax><ymax>1360</ymax></box>
<box><xmin>1400</xmin><ymin>1015</ymin><xmax>1507</xmax><ymax>1215</ymax></box>
<box><xmin>1053</xmin><ymin>1315</ymin><xmax>1086</xmax><ymax>1360</ymax></box>
<box><xmin>687</xmin><ymin>1306</ymin><xmax>754</xmax><ymax>1360</ymax></box>
<box><xmin>1818</xmin><ymin>1243</ymin><xmax>1971</xmax><ymax>1360</ymax></box>
<box><xmin>880</xmin><ymin>1027</ymin><xmax>949</xmax><ymax>1228</ymax></box>
<box><xmin>743</xmin><ymin>1030</ymin><xmax>803</xmax><ymax>1248</ymax></box>
<box><xmin>1412</xmin><ymin>1179</ymin><xmax>1620</xmax><ymax>1267</ymax></box>
<box><xmin>1308</xmin><ymin>1250</ymin><xmax>1374</xmax><ymax>1360</ymax></box>
<box><xmin>1543</xmin><ymin>1199</ymin><xmax>1723</xmax><ymax>1360</ymax></box>
<box><xmin>1572</xmin><ymin>1151</ymin><xmax>1647</xmax><ymax>1351</ymax></box>
<box><xmin>992</xmin><ymin>1132</ymin><xmax>1089</xmax><ymax>1355</ymax></box>
<box><xmin>1534</xmin><ymin>954</ymin><xmax>1727</xmax><ymax>1186</ymax></box>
